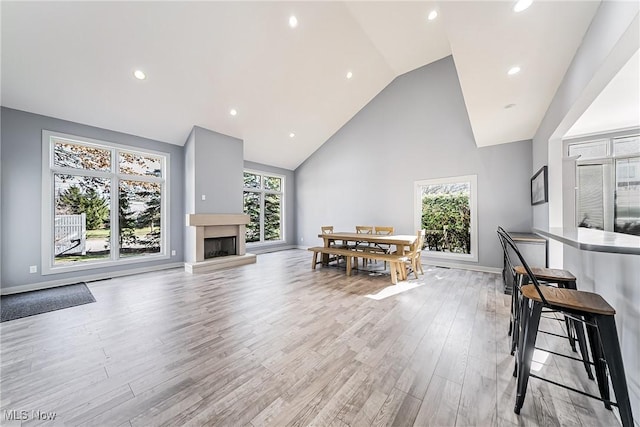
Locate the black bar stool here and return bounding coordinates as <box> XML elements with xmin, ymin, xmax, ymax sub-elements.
<box><xmin>498</xmin><ymin>228</ymin><xmax>634</xmax><ymax>427</ymax></box>
<box><xmin>514</xmin><ymin>265</ymin><xmax>594</xmax><ymax>380</ymax></box>
<box><xmin>498</xmin><ymin>228</ymin><xmax>593</xmax><ymax>380</ymax></box>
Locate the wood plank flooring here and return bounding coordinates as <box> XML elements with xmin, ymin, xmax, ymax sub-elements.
<box><xmin>0</xmin><ymin>250</ymin><xmax>621</xmax><ymax>426</ymax></box>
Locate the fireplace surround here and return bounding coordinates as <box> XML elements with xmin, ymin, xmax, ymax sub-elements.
<box><xmin>184</xmin><ymin>213</ymin><xmax>256</xmax><ymax>273</ymax></box>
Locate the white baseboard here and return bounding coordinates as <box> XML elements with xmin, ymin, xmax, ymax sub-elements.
<box><xmin>422</xmin><ymin>260</ymin><xmax>501</xmax><ymax>274</ymax></box>
<box><xmin>249</xmin><ymin>245</ymin><xmax>298</xmax><ymax>255</ymax></box>
<box><xmin>1</xmin><ymin>262</ymin><xmax>184</xmax><ymax>295</ymax></box>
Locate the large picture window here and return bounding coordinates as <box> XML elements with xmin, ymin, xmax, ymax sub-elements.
<box><xmin>568</xmin><ymin>134</ymin><xmax>639</xmax><ymax>236</ymax></box>
<box><xmin>243</xmin><ymin>170</ymin><xmax>284</xmax><ymax>244</ymax></box>
<box><xmin>414</xmin><ymin>175</ymin><xmax>478</xmax><ymax>262</ymax></box>
<box><xmin>42</xmin><ymin>131</ymin><xmax>169</xmax><ymax>274</ymax></box>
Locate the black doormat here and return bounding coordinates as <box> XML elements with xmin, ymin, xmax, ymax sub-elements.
<box><xmin>1</xmin><ymin>283</ymin><xmax>96</xmax><ymax>322</ymax></box>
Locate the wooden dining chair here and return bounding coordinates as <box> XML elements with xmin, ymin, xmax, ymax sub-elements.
<box><xmin>397</xmin><ymin>230</ymin><xmax>425</xmax><ymax>280</ymax></box>
<box><xmin>355</xmin><ymin>225</ymin><xmax>373</xmax><ymax>267</ymax></box>
<box><xmin>374</xmin><ymin>226</ymin><xmax>394</xmax><ymax>240</ymax></box>
<box><xmin>321</xmin><ymin>225</ymin><xmax>334</xmax><ymax>237</ymax></box>
<box><xmin>369</xmin><ymin>226</ymin><xmax>394</xmax><ymax>268</ymax></box>
<box><xmin>355</xmin><ymin>225</ymin><xmax>373</xmax><ymax>235</ymax></box>
<box><xmin>320</xmin><ymin>225</ymin><xmax>343</xmax><ymax>265</ymax></box>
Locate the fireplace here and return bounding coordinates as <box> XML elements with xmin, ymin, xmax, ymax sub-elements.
<box><xmin>204</xmin><ymin>236</ymin><xmax>236</xmax><ymax>259</ymax></box>
<box><xmin>185</xmin><ymin>213</ymin><xmax>256</xmax><ymax>273</ymax></box>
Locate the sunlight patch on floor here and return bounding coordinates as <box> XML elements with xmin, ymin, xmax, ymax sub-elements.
<box><xmin>530</xmin><ymin>348</ymin><xmax>550</xmax><ymax>372</ymax></box>
<box><xmin>365</xmin><ymin>281</ymin><xmax>426</xmax><ymax>300</ymax></box>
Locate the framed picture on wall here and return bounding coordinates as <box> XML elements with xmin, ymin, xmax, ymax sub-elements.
<box><xmin>531</xmin><ymin>165</ymin><xmax>548</xmax><ymax>205</ymax></box>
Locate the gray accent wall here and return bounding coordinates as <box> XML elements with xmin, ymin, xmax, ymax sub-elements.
<box><xmin>183</xmin><ymin>126</ymin><xmax>244</xmax><ymax>263</ymax></box>
<box><xmin>295</xmin><ymin>56</ymin><xmax>533</xmax><ymax>269</ymax></box>
<box><xmin>0</xmin><ymin>107</ymin><xmax>185</xmax><ymax>290</ymax></box>
<box><xmin>244</xmin><ymin>160</ymin><xmax>296</xmax><ymax>252</ymax></box>
<box><xmin>184</xmin><ymin>126</ymin><xmax>243</xmax><ymax>214</ymax></box>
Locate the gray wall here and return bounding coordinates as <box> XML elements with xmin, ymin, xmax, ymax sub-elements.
<box><xmin>185</xmin><ymin>126</ymin><xmax>243</xmax><ymax>214</ymax></box>
<box><xmin>0</xmin><ymin>107</ymin><xmax>185</xmax><ymax>290</ymax></box>
<box><xmin>532</xmin><ymin>1</ymin><xmax>639</xmax><ymax>230</ymax></box>
<box><xmin>295</xmin><ymin>56</ymin><xmax>532</xmax><ymax>269</ymax></box>
<box><xmin>184</xmin><ymin>128</ymin><xmax>196</xmax><ymax>216</ymax></box>
<box><xmin>244</xmin><ymin>160</ymin><xmax>296</xmax><ymax>252</ymax></box>
<box><xmin>530</xmin><ymin>3</ymin><xmax>640</xmax><ymax>419</ymax></box>
<box><xmin>183</xmin><ymin>126</ymin><xmax>244</xmax><ymax>263</ymax></box>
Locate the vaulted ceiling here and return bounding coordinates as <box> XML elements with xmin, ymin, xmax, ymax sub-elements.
<box><xmin>2</xmin><ymin>1</ymin><xmax>601</xmax><ymax>170</ymax></box>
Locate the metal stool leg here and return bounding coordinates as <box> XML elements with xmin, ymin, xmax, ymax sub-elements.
<box><xmin>564</xmin><ymin>315</ymin><xmax>577</xmax><ymax>351</ymax></box>
<box><xmin>572</xmin><ymin>316</ymin><xmax>594</xmax><ymax>380</ymax></box>
<box><xmin>509</xmin><ymin>276</ymin><xmax>516</xmax><ymax>337</ymax></box>
<box><xmin>511</xmin><ymin>273</ymin><xmax>526</xmax><ymax>356</ymax></box>
<box><xmin>557</xmin><ymin>280</ymin><xmax>594</xmax><ymax>380</ymax></box>
<box><xmin>595</xmin><ymin>314</ymin><xmax>634</xmax><ymax>426</ymax></box>
<box><xmin>585</xmin><ymin>321</ymin><xmax>611</xmax><ymax>410</ymax></box>
<box><xmin>514</xmin><ymin>298</ymin><xmax>542</xmax><ymax>414</ymax></box>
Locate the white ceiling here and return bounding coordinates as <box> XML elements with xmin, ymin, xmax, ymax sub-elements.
<box><xmin>565</xmin><ymin>49</ymin><xmax>640</xmax><ymax>138</ymax></box>
<box><xmin>2</xmin><ymin>1</ymin><xmax>602</xmax><ymax>170</ymax></box>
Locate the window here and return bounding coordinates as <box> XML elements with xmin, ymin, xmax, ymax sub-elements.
<box><xmin>569</xmin><ymin>134</ymin><xmax>640</xmax><ymax>236</ymax></box>
<box><xmin>243</xmin><ymin>170</ymin><xmax>284</xmax><ymax>244</ymax></box>
<box><xmin>414</xmin><ymin>175</ymin><xmax>478</xmax><ymax>262</ymax></box>
<box><xmin>42</xmin><ymin>131</ymin><xmax>169</xmax><ymax>274</ymax></box>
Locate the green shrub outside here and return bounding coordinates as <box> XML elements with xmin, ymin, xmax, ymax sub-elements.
<box><xmin>421</xmin><ymin>194</ymin><xmax>470</xmax><ymax>254</ymax></box>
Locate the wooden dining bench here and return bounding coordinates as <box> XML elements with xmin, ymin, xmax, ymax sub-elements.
<box><xmin>307</xmin><ymin>246</ymin><xmax>408</xmax><ymax>284</ymax></box>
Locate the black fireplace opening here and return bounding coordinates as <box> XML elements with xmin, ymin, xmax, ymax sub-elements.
<box><xmin>204</xmin><ymin>236</ymin><xmax>237</xmax><ymax>259</ymax></box>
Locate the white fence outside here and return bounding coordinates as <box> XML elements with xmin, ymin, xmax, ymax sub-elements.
<box><xmin>55</xmin><ymin>213</ymin><xmax>86</xmax><ymax>256</ymax></box>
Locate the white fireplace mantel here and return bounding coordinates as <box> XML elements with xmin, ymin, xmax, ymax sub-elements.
<box><xmin>186</xmin><ymin>213</ymin><xmax>250</xmax><ymax>227</ymax></box>
<box><xmin>184</xmin><ymin>213</ymin><xmax>256</xmax><ymax>273</ymax></box>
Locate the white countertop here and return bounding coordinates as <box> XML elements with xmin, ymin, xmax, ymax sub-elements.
<box><xmin>533</xmin><ymin>227</ymin><xmax>640</xmax><ymax>255</ymax></box>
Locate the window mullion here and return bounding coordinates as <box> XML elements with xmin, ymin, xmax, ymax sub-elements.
<box><xmin>244</xmin><ymin>170</ymin><xmax>285</xmax><ymax>244</ymax></box>
<box><xmin>117</xmin><ymin>173</ymin><xmax>164</xmax><ymax>184</ymax></box>
<box><xmin>260</xmin><ymin>191</ymin><xmax>265</xmax><ymax>242</ymax></box>
<box><xmin>110</xmin><ymin>176</ymin><xmax>118</xmax><ymax>261</ymax></box>
<box><xmin>51</xmin><ymin>167</ymin><xmax>113</xmax><ymax>179</ymax></box>
<box><xmin>44</xmin><ymin>132</ymin><xmax>168</xmax><ymax>274</ymax></box>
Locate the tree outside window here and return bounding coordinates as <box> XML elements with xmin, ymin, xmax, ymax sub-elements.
<box><xmin>43</xmin><ymin>131</ymin><xmax>168</xmax><ymax>273</ymax></box>
<box><xmin>415</xmin><ymin>175</ymin><xmax>478</xmax><ymax>262</ymax></box>
<box><xmin>243</xmin><ymin>171</ymin><xmax>284</xmax><ymax>244</ymax></box>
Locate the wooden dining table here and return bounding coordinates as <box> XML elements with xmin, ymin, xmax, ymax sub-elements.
<box><xmin>317</xmin><ymin>232</ymin><xmax>417</xmax><ymax>255</ymax></box>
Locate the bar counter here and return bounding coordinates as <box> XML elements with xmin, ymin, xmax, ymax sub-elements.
<box><xmin>533</xmin><ymin>227</ymin><xmax>640</xmax><ymax>255</ymax></box>
<box><xmin>534</xmin><ymin>226</ymin><xmax>639</xmax><ymax>421</ymax></box>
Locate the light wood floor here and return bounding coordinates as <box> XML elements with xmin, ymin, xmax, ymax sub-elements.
<box><xmin>0</xmin><ymin>250</ymin><xmax>621</xmax><ymax>426</ymax></box>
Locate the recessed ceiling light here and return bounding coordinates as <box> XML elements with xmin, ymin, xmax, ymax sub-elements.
<box><xmin>513</xmin><ymin>0</ymin><xmax>533</xmax><ymax>12</ymax></box>
<box><xmin>289</xmin><ymin>15</ymin><xmax>298</xmax><ymax>28</ymax></box>
<box><xmin>289</xmin><ymin>132</ymin><xmax>296</xmax><ymax>138</ymax></box>
<box><xmin>346</xmin><ymin>71</ymin><xmax>353</xmax><ymax>79</ymax></box>
<box><xmin>505</xmin><ymin>103</ymin><xmax>516</xmax><ymax>109</ymax></box>
<box><xmin>230</xmin><ymin>109</ymin><xmax>237</xmax><ymax>116</ymax></box>
<box><xmin>133</xmin><ymin>70</ymin><xmax>146</xmax><ymax>80</ymax></box>
<box><xmin>427</xmin><ymin>10</ymin><xmax>438</xmax><ymax>21</ymax></box>
<box><xmin>508</xmin><ymin>66</ymin><xmax>521</xmax><ymax>76</ymax></box>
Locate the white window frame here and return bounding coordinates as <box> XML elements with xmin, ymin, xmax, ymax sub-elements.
<box><xmin>243</xmin><ymin>169</ymin><xmax>285</xmax><ymax>246</ymax></box>
<box><xmin>41</xmin><ymin>130</ymin><xmax>170</xmax><ymax>275</ymax></box>
<box><xmin>566</xmin><ymin>133</ymin><xmax>639</xmax><ymax>233</ymax></box>
<box><xmin>414</xmin><ymin>174</ymin><xmax>478</xmax><ymax>262</ymax></box>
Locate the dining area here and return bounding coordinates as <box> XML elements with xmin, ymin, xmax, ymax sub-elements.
<box><xmin>308</xmin><ymin>226</ymin><xmax>425</xmax><ymax>285</ymax></box>
<box><xmin>304</xmin><ymin>224</ymin><xmax>637</xmax><ymax>426</ymax></box>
